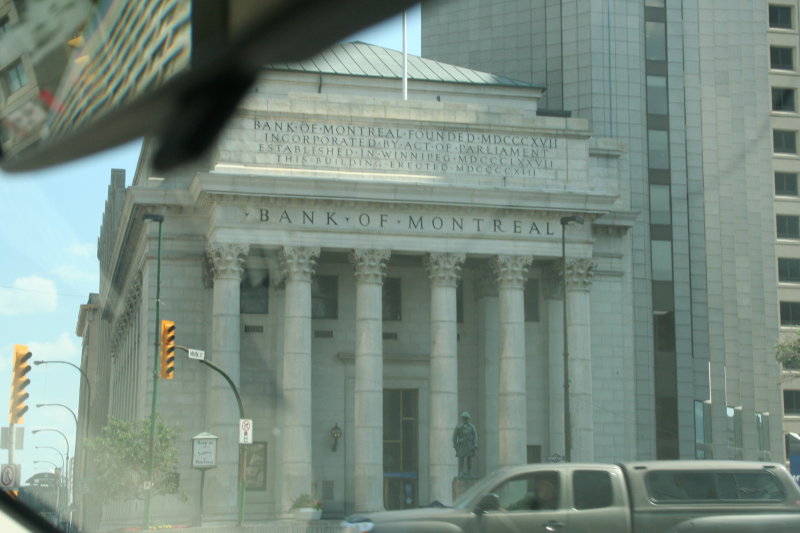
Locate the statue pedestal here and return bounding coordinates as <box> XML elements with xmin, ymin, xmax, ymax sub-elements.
<box><xmin>452</xmin><ymin>476</ymin><xmax>478</xmax><ymax>501</ymax></box>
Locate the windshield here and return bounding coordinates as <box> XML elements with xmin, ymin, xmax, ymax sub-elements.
<box><xmin>0</xmin><ymin>0</ymin><xmax>795</xmax><ymax>532</ymax></box>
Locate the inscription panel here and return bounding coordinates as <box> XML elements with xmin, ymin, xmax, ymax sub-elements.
<box><xmin>243</xmin><ymin>205</ymin><xmax>561</xmax><ymax>240</ymax></box>
<box><xmin>217</xmin><ymin>118</ymin><xmax>581</xmax><ymax>184</ymax></box>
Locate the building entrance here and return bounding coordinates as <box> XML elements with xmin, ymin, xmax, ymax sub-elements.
<box><xmin>383</xmin><ymin>389</ymin><xmax>418</xmax><ymax>509</ymax></box>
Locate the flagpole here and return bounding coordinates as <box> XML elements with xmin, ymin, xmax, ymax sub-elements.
<box><xmin>402</xmin><ymin>10</ymin><xmax>408</xmax><ymax>100</ymax></box>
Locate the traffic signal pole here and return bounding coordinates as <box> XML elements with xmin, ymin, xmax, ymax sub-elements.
<box><xmin>142</xmin><ymin>214</ymin><xmax>164</xmax><ymax>530</ymax></box>
<box><xmin>177</xmin><ymin>346</ymin><xmax>247</xmax><ymax>526</ymax></box>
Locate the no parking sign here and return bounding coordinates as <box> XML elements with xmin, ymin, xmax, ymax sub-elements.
<box><xmin>239</xmin><ymin>419</ymin><xmax>253</xmax><ymax>445</ymax></box>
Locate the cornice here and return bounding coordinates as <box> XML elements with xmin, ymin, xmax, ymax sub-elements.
<box><xmin>191</xmin><ymin>173</ymin><xmax>616</xmax><ymax>219</ymax></box>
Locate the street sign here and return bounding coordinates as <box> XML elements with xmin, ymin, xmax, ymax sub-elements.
<box><xmin>0</xmin><ymin>464</ymin><xmax>20</xmax><ymax>491</ymax></box>
<box><xmin>239</xmin><ymin>419</ymin><xmax>253</xmax><ymax>445</ymax></box>
<box><xmin>0</xmin><ymin>427</ymin><xmax>24</xmax><ymax>450</ymax></box>
<box><xmin>188</xmin><ymin>349</ymin><xmax>205</xmax><ymax>360</ymax></box>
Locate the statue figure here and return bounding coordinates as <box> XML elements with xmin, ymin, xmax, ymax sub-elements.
<box><xmin>452</xmin><ymin>411</ymin><xmax>478</xmax><ymax>477</ymax></box>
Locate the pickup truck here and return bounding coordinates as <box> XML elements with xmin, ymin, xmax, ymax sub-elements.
<box><xmin>342</xmin><ymin>461</ymin><xmax>800</xmax><ymax>533</ymax></box>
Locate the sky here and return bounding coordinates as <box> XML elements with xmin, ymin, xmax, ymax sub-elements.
<box><xmin>0</xmin><ymin>4</ymin><xmax>421</xmax><ymax>487</ymax></box>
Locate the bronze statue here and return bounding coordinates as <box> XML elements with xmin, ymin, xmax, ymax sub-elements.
<box><xmin>452</xmin><ymin>411</ymin><xmax>478</xmax><ymax>477</ymax></box>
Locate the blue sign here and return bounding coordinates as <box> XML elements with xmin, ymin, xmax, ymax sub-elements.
<box><xmin>790</xmin><ymin>454</ymin><xmax>800</xmax><ymax>486</ymax></box>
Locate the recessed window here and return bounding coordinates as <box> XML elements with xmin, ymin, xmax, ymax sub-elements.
<box><xmin>648</xmin><ymin>130</ymin><xmax>670</xmax><ymax>169</ymax></box>
<box><xmin>524</xmin><ymin>278</ymin><xmax>540</xmax><ymax>322</ymax></box>
<box><xmin>382</xmin><ymin>277</ymin><xmax>401</xmax><ymax>321</ymax></box>
<box><xmin>651</xmin><ymin>240</ymin><xmax>673</xmax><ymax>281</ymax></box>
<box><xmin>772</xmin><ymin>87</ymin><xmax>796</xmax><ymax>111</ymax></box>
<box><xmin>650</xmin><ymin>184</ymin><xmax>671</xmax><ymax>224</ymax></box>
<box><xmin>777</xmin><ymin>215</ymin><xmax>800</xmax><ymax>238</ymax></box>
<box><xmin>311</xmin><ymin>275</ymin><xmax>338</xmax><ymax>319</ymax></box>
<box><xmin>653</xmin><ymin>311</ymin><xmax>675</xmax><ymax>351</ymax></box>
<box><xmin>776</xmin><ymin>172</ymin><xmax>799</xmax><ymax>195</ymax></box>
<box><xmin>770</xmin><ymin>5</ymin><xmax>793</xmax><ymax>29</ymax></box>
<box><xmin>774</xmin><ymin>129</ymin><xmax>797</xmax><ymax>153</ymax></box>
<box><xmin>784</xmin><ymin>390</ymin><xmax>800</xmax><ymax>414</ymax></box>
<box><xmin>771</xmin><ymin>46</ymin><xmax>794</xmax><ymax>70</ymax></box>
<box><xmin>646</xmin><ymin>76</ymin><xmax>668</xmax><ymax>115</ymax></box>
<box><xmin>779</xmin><ymin>258</ymin><xmax>800</xmax><ymax>282</ymax></box>
<box><xmin>0</xmin><ymin>59</ymin><xmax>28</xmax><ymax>97</ymax></box>
<box><xmin>780</xmin><ymin>301</ymin><xmax>800</xmax><ymax>325</ymax></box>
<box><xmin>240</xmin><ymin>270</ymin><xmax>269</xmax><ymax>314</ymax></box>
<box><xmin>645</xmin><ymin>21</ymin><xmax>666</xmax><ymax>61</ymax></box>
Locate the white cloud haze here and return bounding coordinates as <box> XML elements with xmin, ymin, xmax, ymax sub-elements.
<box><xmin>0</xmin><ymin>276</ymin><xmax>58</xmax><ymax>315</ymax></box>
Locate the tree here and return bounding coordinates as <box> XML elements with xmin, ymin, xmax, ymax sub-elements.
<box><xmin>84</xmin><ymin>416</ymin><xmax>182</xmax><ymax>502</ymax></box>
<box><xmin>776</xmin><ymin>333</ymin><xmax>800</xmax><ymax>370</ymax></box>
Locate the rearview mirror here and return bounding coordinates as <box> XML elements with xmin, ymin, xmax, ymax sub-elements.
<box><xmin>0</xmin><ymin>0</ymin><xmax>417</xmax><ymax>173</ymax></box>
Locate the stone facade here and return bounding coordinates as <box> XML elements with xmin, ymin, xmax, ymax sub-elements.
<box><xmin>79</xmin><ymin>45</ymin><xmax>634</xmax><ymax>528</ymax></box>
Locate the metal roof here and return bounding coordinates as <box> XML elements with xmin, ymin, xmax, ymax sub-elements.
<box><xmin>268</xmin><ymin>41</ymin><xmax>542</xmax><ymax>89</ymax></box>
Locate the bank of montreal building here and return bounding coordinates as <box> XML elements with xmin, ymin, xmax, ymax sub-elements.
<box><xmin>76</xmin><ymin>40</ymin><xmax>781</xmax><ymax>531</ymax></box>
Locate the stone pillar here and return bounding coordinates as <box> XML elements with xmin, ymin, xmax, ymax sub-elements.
<box><xmin>279</xmin><ymin>246</ymin><xmax>320</xmax><ymax>514</ymax></box>
<box><xmin>350</xmin><ymin>249</ymin><xmax>391</xmax><ymax>513</ymax></box>
<box><xmin>206</xmin><ymin>242</ymin><xmax>248</xmax><ymax>521</ymax></box>
<box><xmin>492</xmin><ymin>255</ymin><xmax>533</xmax><ymax>467</ymax></box>
<box><xmin>544</xmin><ymin>265</ymin><xmax>565</xmax><ymax>460</ymax></box>
<box><xmin>565</xmin><ymin>258</ymin><xmax>596</xmax><ymax>462</ymax></box>
<box><xmin>425</xmin><ymin>252</ymin><xmax>465</xmax><ymax>504</ymax></box>
<box><xmin>474</xmin><ymin>266</ymin><xmax>500</xmax><ymax>474</ymax></box>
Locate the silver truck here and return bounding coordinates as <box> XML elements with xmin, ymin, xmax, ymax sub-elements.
<box><xmin>342</xmin><ymin>461</ymin><xmax>800</xmax><ymax>533</ymax></box>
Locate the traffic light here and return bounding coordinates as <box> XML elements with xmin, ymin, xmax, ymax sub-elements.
<box><xmin>160</xmin><ymin>320</ymin><xmax>175</xmax><ymax>379</ymax></box>
<box><xmin>9</xmin><ymin>345</ymin><xmax>31</xmax><ymax>424</ymax></box>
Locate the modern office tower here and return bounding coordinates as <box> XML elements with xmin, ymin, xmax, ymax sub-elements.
<box><xmin>769</xmin><ymin>1</ymin><xmax>800</xmax><ymax>462</ymax></box>
<box><xmin>422</xmin><ymin>0</ymin><xmax>782</xmax><ymax>461</ymax></box>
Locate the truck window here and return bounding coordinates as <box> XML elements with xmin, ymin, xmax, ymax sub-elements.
<box><xmin>494</xmin><ymin>471</ymin><xmax>560</xmax><ymax>511</ymax></box>
<box><xmin>646</xmin><ymin>470</ymin><xmax>786</xmax><ymax>503</ymax></box>
<box><xmin>716</xmin><ymin>472</ymin><xmax>786</xmax><ymax>501</ymax></box>
<box><xmin>573</xmin><ymin>470</ymin><xmax>613</xmax><ymax>509</ymax></box>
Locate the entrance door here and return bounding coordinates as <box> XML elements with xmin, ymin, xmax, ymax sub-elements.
<box><xmin>383</xmin><ymin>389</ymin><xmax>418</xmax><ymax>510</ymax></box>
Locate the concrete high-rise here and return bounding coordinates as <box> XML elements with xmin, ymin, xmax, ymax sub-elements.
<box><xmin>422</xmin><ymin>0</ymin><xmax>782</xmax><ymax>460</ymax></box>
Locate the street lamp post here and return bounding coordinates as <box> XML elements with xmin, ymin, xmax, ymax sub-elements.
<box><xmin>34</xmin><ymin>448</ymin><xmax>65</xmax><ymax>515</ymax></box>
<box><xmin>32</xmin><ymin>361</ymin><xmax>91</xmax><ymax>422</ymax></box>
<box><xmin>36</xmin><ymin>403</ymin><xmax>78</xmax><ymax>523</ymax></box>
<box><xmin>33</xmin><ymin>428</ymin><xmax>71</xmax><ymax>525</ymax></box>
<box><xmin>142</xmin><ymin>213</ymin><xmax>164</xmax><ymax>530</ymax></box>
<box><xmin>560</xmin><ymin>215</ymin><xmax>584</xmax><ymax>463</ymax></box>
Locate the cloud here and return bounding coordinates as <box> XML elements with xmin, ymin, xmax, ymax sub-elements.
<box><xmin>27</xmin><ymin>332</ymin><xmax>80</xmax><ymax>362</ymax></box>
<box><xmin>0</xmin><ymin>333</ymin><xmax>79</xmax><ymax>372</ymax></box>
<box><xmin>66</xmin><ymin>243</ymin><xmax>95</xmax><ymax>257</ymax></box>
<box><xmin>0</xmin><ymin>276</ymin><xmax>57</xmax><ymax>315</ymax></box>
<box><xmin>53</xmin><ymin>264</ymin><xmax>98</xmax><ymax>284</ymax></box>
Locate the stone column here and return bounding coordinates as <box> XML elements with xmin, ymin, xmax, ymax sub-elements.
<box><xmin>492</xmin><ymin>255</ymin><xmax>533</xmax><ymax>467</ymax></box>
<box><xmin>280</xmin><ymin>246</ymin><xmax>320</xmax><ymax>514</ymax></box>
<box><xmin>565</xmin><ymin>258</ymin><xmax>596</xmax><ymax>461</ymax></box>
<box><xmin>425</xmin><ymin>252</ymin><xmax>465</xmax><ymax>504</ymax></box>
<box><xmin>474</xmin><ymin>266</ymin><xmax>500</xmax><ymax>474</ymax></box>
<box><xmin>544</xmin><ymin>265</ymin><xmax>565</xmax><ymax>459</ymax></box>
<box><xmin>350</xmin><ymin>249</ymin><xmax>391</xmax><ymax>512</ymax></box>
<box><xmin>206</xmin><ymin>242</ymin><xmax>248</xmax><ymax>520</ymax></box>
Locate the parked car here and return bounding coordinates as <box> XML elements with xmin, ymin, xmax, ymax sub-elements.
<box><xmin>342</xmin><ymin>461</ymin><xmax>800</xmax><ymax>533</ymax></box>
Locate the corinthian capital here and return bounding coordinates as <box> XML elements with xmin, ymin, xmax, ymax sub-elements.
<box><xmin>564</xmin><ymin>258</ymin><xmax>596</xmax><ymax>291</ymax></box>
<box><xmin>280</xmin><ymin>246</ymin><xmax>320</xmax><ymax>282</ymax></box>
<box><xmin>492</xmin><ymin>254</ymin><xmax>533</xmax><ymax>289</ymax></box>
<box><xmin>425</xmin><ymin>252</ymin><xmax>465</xmax><ymax>287</ymax></box>
<box><xmin>350</xmin><ymin>249</ymin><xmax>391</xmax><ymax>284</ymax></box>
<box><xmin>207</xmin><ymin>243</ymin><xmax>249</xmax><ymax>281</ymax></box>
